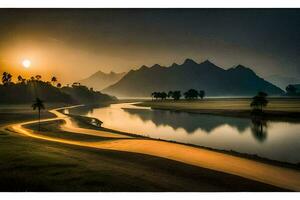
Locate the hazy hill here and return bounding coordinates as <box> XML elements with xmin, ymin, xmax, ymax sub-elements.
<box><xmin>0</xmin><ymin>81</ymin><xmax>116</xmax><ymax>104</ymax></box>
<box><xmin>80</xmin><ymin>71</ymin><xmax>126</xmax><ymax>91</ymax></box>
<box><xmin>61</xmin><ymin>84</ymin><xmax>116</xmax><ymax>104</ymax></box>
<box><xmin>103</xmin><ymin>59</ymin><xmax>284</xmax><ymax>97</ymax></box>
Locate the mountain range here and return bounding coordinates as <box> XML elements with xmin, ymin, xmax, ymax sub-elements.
<box><xmin>102</xmin><ymin>59</ymin><xmax>284</xmax><ymax>97</ymax></box>
<box><xmin>80</xmin><ymin>71</ymin><xmax>126</xmax><ymax>91</ymax></box>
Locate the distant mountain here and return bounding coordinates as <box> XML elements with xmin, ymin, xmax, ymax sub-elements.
<box><xmin>103</xmin><ymin>59</ymin><xmax>284</xmax><ymax>97</ymax></box>
<box><xmin>265</xmin><ymin>74</ymin><xmax>300</xmax><ymax>90</ymax></box>
<box><xmin>80</xmin><ymin>70</ymin><xmax>126</xmax><ymax>91</ymax></box>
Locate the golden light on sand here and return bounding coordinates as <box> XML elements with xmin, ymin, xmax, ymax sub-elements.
<box><xmin>22</xmin><ymin>59</ymin><xmax>31</xmax><ymax>68</ymax></box>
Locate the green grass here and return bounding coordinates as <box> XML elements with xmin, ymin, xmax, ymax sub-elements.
<box><xmin>0</xmin><ymin>105</ymin><xmax>286</xmax><ymax>191</ymax></box>
<box><xmin>0</xmin><ymin>130</ymin><xmax>285</xmax><ymax>191</ymax></box>
<box><xmin>139</xmin><ymin>98</ymin><xmax>300</xmax><ymax>112</ymax></box>
<box><xmin>24</xmin><ymin>120</ymin><xmax>114</xmax><ymax>142</ymax></box>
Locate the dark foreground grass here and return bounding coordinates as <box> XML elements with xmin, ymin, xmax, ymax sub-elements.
<box><xmin>0</xmin><ymin>108</ymin><xmax>286</xmax><ymax>191</ymax></box>
<box><xmin>0</xmin><ymin>130</ymin><xmax>286</xmax><ymax>192</ymax></box>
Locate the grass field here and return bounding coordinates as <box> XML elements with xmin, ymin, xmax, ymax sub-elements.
<box><xmin>0</xmin><ymin>104</ymin><xmax>284</xmax><ymax>191</ymax></box>
<box><xmin>137</xmin><ymin>98</ymin><xmax>300</xmax><ymax>119</ymax></box>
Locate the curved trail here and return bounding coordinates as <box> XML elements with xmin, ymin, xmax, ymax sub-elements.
<box><xmin>4</xmin><ymin>105</ymin><xmax>300</xmax><ymax>191</ymax></box>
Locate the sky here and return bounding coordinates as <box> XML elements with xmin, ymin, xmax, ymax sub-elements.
<box><xmin>0</xmin><ymin>9</ymin><xmax>299</xmax><ymax>84</ymax></box>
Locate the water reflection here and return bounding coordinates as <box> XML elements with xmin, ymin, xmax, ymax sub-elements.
<box><xmin>67</xmin><ymin>103</ymin><xmax>300</xmax><ymax>164</ymax></box>
<box><xmin>251</xmin><ymin>118</ymin><xmax>268</xmax><ymax>142</ymax></box>
<box><xmin>124</xmin><ymin>108</ymin><xmax>250</xmax><ymax>134</ymax></box>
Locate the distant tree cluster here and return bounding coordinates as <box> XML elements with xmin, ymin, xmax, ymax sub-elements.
<box><xmin>151</xmin><ymin>89</ymin><xmax>205</xmax><ymax>100</ymax></box>
<box><xmin>285</xmin><ymin>84</ymin><xmax>300</xmax><ymax>96</ymax></box>
<box><xmin>0</xmin><ymin>72</ymin><xmax>115</xmax><ymax>104</ymax></box>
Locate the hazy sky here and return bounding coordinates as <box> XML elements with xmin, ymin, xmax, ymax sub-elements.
<box><xmin>0</xmin><ymin>9</ymin><xmax>299</xmax><ymax>84</ymax></box>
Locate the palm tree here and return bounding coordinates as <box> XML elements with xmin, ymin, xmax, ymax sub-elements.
<box><xmin>32</xmin><ymin>98</ymin><xmax>45</xmax><ymax>131</ymax></box>
<box><xmin>2</xmin><ymin>72</ymin><xmax>12</xmax><ymax>85</ymax></box>
<box><xmin>35</xmin><ymin>75</ymin><xmax>42</xmax><ymax>81</ymax></box>
<box><xmin>250</xmin><ymin>92</ymin><xmax>268</xmax><ymax>113</ymax></box>
<box><xmin>17</xmin><ymin>75</ymin><xmax>23</xmax><ymax>83</ymax></box>
<box><xmin>51</xmin><ymin>76</ymin><xmax>57</xmax><ymax>85</ymax></box>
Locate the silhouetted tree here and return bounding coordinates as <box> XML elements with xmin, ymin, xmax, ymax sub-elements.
<box><xmin>160</xmin><ymin>92</ymin><xmax>167</xmax><ymax>100</ymax></box>
<box><xmin>184</xmin><ymin>89</ymin><xmax>198</xmax><ymax>100</ymax></box>
<box><xmin>57</xmin><ymin>83</ymin><xmax>62</xmax><ymax>88</ymax></box>
<box><xmin>2</xmin><ymin>72</ymin><xmax>12</xmax><ymax>85</ymax></box>
<box><xmin>286</xmin><ymin>84</ymin><xmax>297</xmax><ymax>95</ymax></box>
<box><xmin>51</xmin><ymin>76</ymin><xmax>57</xmax><ymax>85</ymax></box>
<box><xmin>32</xmin><ymin>98</ymin><xmax>45</xmax><ymax>131</ymax></box>
<box><xmin>172</xmin><ymin>91</ymin><xmax>182</xmax><ymax>100</ymax></box>
<box><xmin>199</xmin><ymin>90</ymin><xmax>205</xmax><ymax>100</ymax></box>
<box><xmin>151</xmin><ymin>92</ymin><xmax>159</xmax><ymax>100</ymax></box>
<box><xmin>168</xmin><ymin>91</ymin><xmax>173</xmax><ymax>99</ymax></box>
<box><xmin>17</xmin><ymin>75</ymin><xmax>23</xmax><ymax>83</ymax></box>
<box><xmin>250</xmin><ymin>91</ymin><xmax>268</xmax><ymax>113</ymax></box>
<box><xmin>35</xmin><ymin>75</ymin><xmax>42</xmax><ymax>81</ymax></box>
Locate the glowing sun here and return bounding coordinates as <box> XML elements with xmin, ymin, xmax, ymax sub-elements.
<box><xmin>22</xmin><ymin>59</ymin><xmax>31</xmax><ymax>68</ymax></box>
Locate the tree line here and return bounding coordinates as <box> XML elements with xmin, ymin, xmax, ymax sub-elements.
<box><xmin>1</xmin><ymin>71</ymin><xmax>115</xmax><ymax>104</ymax></box>
<box><xmin>2</xmin><ymin>72</ymin><xmax>62</xmax><ymax>87</ymax></box>
<box><xmin>151</xmin><ymin>89</ymin><xmax>205</xmax><ymax>100</ymax></box>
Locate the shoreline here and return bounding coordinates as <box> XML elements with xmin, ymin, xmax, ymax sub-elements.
<box><xmin>3</xmin><ymin>104</ymin><xmax>300</xmax><ymax>191</ymax></box>
<box><xmin>136</xmin><ymin>99</ymin><xmax>300</xmax><ymax>122</ymax></box>
<box><xmin>66</xmin><ymin>111</ymin><xmax>300</xmax><ymax>170</ymax></box>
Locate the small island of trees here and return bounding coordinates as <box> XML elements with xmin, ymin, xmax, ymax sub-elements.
<box><xmin>151</xmin><ymin>89</ymin><xmax>205</xmax><ymax>100</ymax></box>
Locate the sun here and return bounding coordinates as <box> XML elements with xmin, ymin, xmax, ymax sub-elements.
<box><xmin>22</xmin><ymin>59</ymin><xmax>31</xmax><ymax>68</ymax></box>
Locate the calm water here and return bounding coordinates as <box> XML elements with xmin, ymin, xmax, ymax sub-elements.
<box><xmin>68</xmin><ymin>103</ymin><xmax>300</xmax><ymax>164</ymax></box>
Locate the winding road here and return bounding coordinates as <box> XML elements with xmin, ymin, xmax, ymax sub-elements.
<box><xmin>3</xmin><ymin>105</ymin><xmax>300</xmax><ymax>191</ymax></box>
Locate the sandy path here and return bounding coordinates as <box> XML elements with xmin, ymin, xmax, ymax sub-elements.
<box><xmin>4</xmin><ymin>105</ymin><xmax>300</xmax><ymax>191</ymax></box>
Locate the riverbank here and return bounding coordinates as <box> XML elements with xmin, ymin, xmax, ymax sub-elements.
<box><xmin>0</xmin><ymin>106</ymin><xmax>285</xmax><ymax>191</ymax></box>
<box><xmin>4</xmin><ymin>105</ymin><xmax>300</xmax><ymax>191</ymax></box>
<box><xmin>137</xmin><ymin>98</ymin><xmax>300</xmax><ymax>121</ymax></box>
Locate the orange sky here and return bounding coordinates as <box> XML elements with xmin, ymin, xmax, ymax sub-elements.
<box><xmin>1</xmin><ymin>9</ymin><xmax>299</xmax><ymax>85</ymax></box>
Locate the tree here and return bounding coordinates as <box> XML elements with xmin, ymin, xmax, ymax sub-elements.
<box><xmin>171</xmin><ymin>91</ymin><xmax>182</xmax><ymax>100</ymax></box>
<box><xmin>184</xmin><ymin>89</ymin><xmax>198</xmax><ymax>100</ymax></box>
<box><xmin>57</xmin><ymin>83</ymin><xmax>62</xmax><ymax>88</ymax></box>
<box><xmin>17</xmin><ymin>75</ymin><xmax>23</xmax><ymax>83</ymax></box>
<box><xmin>250</xmin><ymin>91</ymin><xmax>268</xmax><ymax>113</ymax></box>
<box><xmin>32</xmin><ymin>98</ymin><xmax>45</xmax><ymax>131</ymax></box>
<box><xmin>51</xmin><ymin>76</ymin><xmax>57</xmax><ymax>85</ymax></box>
<box><xmin>160</xmin><ymin>92</ymin><xmax>167</xmax><ymax>100</ymax></box>
<box><xmin>199</xmin><ymin>90</ymin><xmax>205</xmax><ymax>100</ymax></box>
<box><xmin>35</xmin><ymin>75</ymin><xmax>42</xmax><ymax>81</ymax></box>
<box><xmin>2</xmin><ymin>72</ymin><xmax>12</xmax><ymax>85</ymax></box>
<box><xmin>167</xmin><ymin>91</ymin><xmax>173</xmax><ymax>99</ymax></box>
<box><xmin>286</xmin><ymin>84</ymin><xmax>297</xmax><ymax>95</ymax></box>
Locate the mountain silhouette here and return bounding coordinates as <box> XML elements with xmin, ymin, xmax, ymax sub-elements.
<box><xmin>103</xmin><ymin>59</ymin><xmax>284</xmax><ymax>97</ymax></box>
<box><xmin>80</xmin><ymin>70</ymin><xmax>126</xmax><ymax>91</ymax></box>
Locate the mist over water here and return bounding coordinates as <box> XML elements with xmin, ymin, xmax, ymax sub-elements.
<box><xmin>69</xmin><ymin>102</ymin><xmax>300</xmax><ymax>164</ymax></box>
